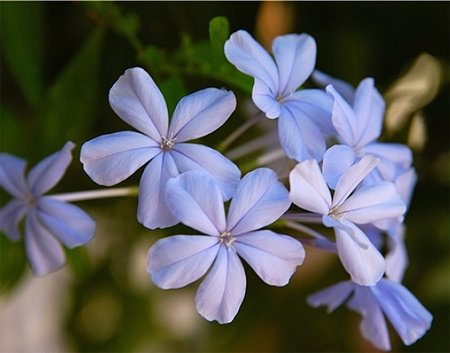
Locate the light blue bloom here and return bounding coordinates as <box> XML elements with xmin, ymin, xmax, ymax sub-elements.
<box><xmin>0</xmin><ymin>142</ymin><xmax>96</xmax><ymax>276</ymax></box>
<box><xmin>224</xmin><ymin>30</ymin><xmax>333</xmax><ymax>162</ymax></box>
<box><xmin>289</xmin><ymin>156</ymin><xmax>406</xmax><ymax>286</ymax></box>
<box><xmin>321</xmin><ymin>77</ymin><xmax>414</xmax><ymax>190</ymax></box>
<box><xmin>80</xmin><ymin>67</ymin><xmax>241</xmax><ymax>229</ymax></box>
<box><xmin>147</xmin><ymin>168</ymin><xmax>305</xmax><ymax>324</ymax></box>
<box><xmin>307</xmin><ymin>279</ymin><xmax>433</xmax><ymax>351</ymax></box>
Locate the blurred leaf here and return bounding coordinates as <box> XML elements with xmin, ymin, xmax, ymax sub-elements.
<box><xmin>38</xmin><ymin>26</ymin><xmax>104</xmax><ymax>152</ymax></box>
<box><xmin>66</xmin><ymin>246</ymin><xmax>92</xmax><ymax>280</ymax></box>
<box><xmin>0</xmin><ymin>104</ymin><xmax>29</xmax><ymax>156</ymax></box>
<box><xmin>384</xmin><ymin>53</ymin><xmax>445</xmax><ymax>135</ymax></box>
<box><xmin>0</xmin><ymin>233</ymin><xmax>27</xmax><ymax>296</ymax></box>
<box><xmin>0</xmin><ymin>1</ymin><xmax>44</xmax><ymax>107</ymax></box>
<box><xmin>82</xmin><ymin>1</ymin><xmax>143</xmax><ymax>52</ymax></box>
<box><xmin>209</xmin><ymin>16</ymin><xmax>230</xmax><ymax>69</ymax></box>
<box><xmin>140</xmin><ymin>45</ymin><xmax>165</xmax><ymax>74</ymax></box>
<box><xmin>159</xmin><ymin>75</ymin><xmax>188</xmax><ymax>117</ymax></box>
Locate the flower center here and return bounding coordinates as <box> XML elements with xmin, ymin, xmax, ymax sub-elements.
<box><xmin>328</xmin><ymin>205</ymin><xmax>348</xmax><ymax>221</ymax></box>
<box><xmin>26</xmin><ymin>194</ymin><xmax>37</xmax><ymax>208</ymax></box>
<box><xmin>275</xmin><ymin>94</ymin><xmax>285</xmax><ymax>104</ymax></box>
<box><xmin>160</xmin><ymin>134</ymin><xmax>177</xmax><ymax>152</ymax></box>
<box><xmin>219</xmin><ymin>231</ymin><xmax>236</xmax><ymax>247</ymax></box>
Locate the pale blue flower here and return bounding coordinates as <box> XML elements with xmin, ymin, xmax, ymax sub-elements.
<box><xmin>147</xmin><ymin>168</ymin><xmax>305</xmax><ymax>324</ymax></box>
<box><xmin>80</xmin><ymin>67</ymin><xmax>241</xmax><ymax>229</ymax></box>
<box><xmin>0</xmin><ymin>142</ymin><xmax>96</xmax><ymax>276</ymax></box>
<box><xmin>308</xmin><ymin>279</ymin><xmax>433</xmax><ymax>351</ymax></box>
<box><xmin>289</xmin><ymin>156</ymin><xmax>406</xmax><ymax>286</ymax></box>
<box><xmin>224</xmin><ymin>30</ymin><xmax>333</xmax><ymax>162</ymax></box>
<box><xmin>322</xmin><ymin>77</ymin><xmax>413</xmax><ymax>189</ymax></box>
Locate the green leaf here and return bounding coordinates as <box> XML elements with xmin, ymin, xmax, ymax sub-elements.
<box><xmin>37</xmin><ymin>26</ymin><xmax>104</xmax><ymax>152</ymax></box>
<box><xmin>66</xmin><ymin>246</ymin><xmax>92</xmax><ymax>280</ymax></box>
<box><xmin>209</xmin><ymin>16</ymin><xmax>230</xmax><ymax>69</ymax></box>
<box><xmin>159</xmin><ymin>75</ymin><xmax>188</xmax><ymax>117</ymax></box>
<box><xmin>0</xmin><ymin>104</ymin><xmax>29</xmax><ymax>156</ymax></box>
<box><xmin>0</xmin><ymin>1</ymin><xmax>44</xmax><ymax>107</ymax></box>
<box><xmin>0</xmin><ymin>233</ymin><xmax>27</xmax><ymax>296</ymax></box>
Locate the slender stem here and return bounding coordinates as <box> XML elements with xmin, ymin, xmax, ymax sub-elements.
<box><xmin>49</xmin><ymin>186</ymin><xmax>139</xmax><ymax>203</ymax></box>
<box><xmin>284</xmin><ymin>221</ymin><xmax>328</xmax><ymax>240</ymax></box>
<box><xmin>218</xmin><ymin>111</ymin><xmax>265</xmax><ymax>152</ymax></box>
<box><xmin>225</xmin><ymin>130</ymin><xmax>278</xmax><ymax>161</ymax></box>
<box><xmin>282</xmin><ymin>212</ymin><xmax>323</xmax><ymax>223</ymax></box>
<box><xmin>255</xmin><ymin>148</ymin><xmax>286</xmax><ymax>167</ymax></box>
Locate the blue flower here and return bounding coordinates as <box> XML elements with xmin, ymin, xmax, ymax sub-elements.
<box><xmin>0</xmin><ymin>142</ymin><xmax>96</xmax><ymax>276</ymax></box>
<box><xmin>308</xmin><ymin>279</ymin><xmax>433</xmax><ymax>351</ymax></box>
<box><xmin>147</xmin><ymin>168</ymin><xmax>305</xmax><ymax>324</ymax></box>
<box><xmin>224</xmin><ymin>30</ymin><xmax>333</xmax><ymax>162</ymax></box>
<box><xmin>321</xmin><ymin>77</ymin><xmax>414</xmax><ymax>189</ymax></box>
<box><xmin>289</xmin><ymin>156</ymin><xmax>406</xmax><ymax>286</ymax></box>
<box><xmin>80</xmin><ymin>67</ymin><xmax>241</xmax><ymax>229</ymax></box>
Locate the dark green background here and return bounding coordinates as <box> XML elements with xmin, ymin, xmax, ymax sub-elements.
<box><xmin>1</xmin><ymin>2</ymin><xmax>448</xmax><ymax>352</ymax></box>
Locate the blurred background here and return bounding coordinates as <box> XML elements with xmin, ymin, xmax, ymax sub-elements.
<box><xmin>0</xmin><ymin>1</ymin><xmax>448</xmax><ymax>352</ymax></box>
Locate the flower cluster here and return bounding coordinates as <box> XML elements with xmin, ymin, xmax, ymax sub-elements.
<box><xmin>0</xmin><ymin>28</ymin><xmax>432</xmax><ymax>350</ymax></box>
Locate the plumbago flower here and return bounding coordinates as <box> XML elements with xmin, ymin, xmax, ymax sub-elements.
<box><xmin>315</xmin><ymin>72</ymin><xmax>419</xmax><ymax>280</ymax></box>
<box><xmin>0</xmin><ymin>142</ymin><xmax>96</xmax><ymax>276</ymax></box>
<box><xmin>147</xmin><ymin>168</ymin><xmax>305</xmax><ymax>324</ymax></box>
<box><xmin>224</xmin><ymin>30</ymin><xmax>334</xmax><ymax>162</ymax></box>
<box><xmin>80</xmin><ymin>67</ymin><xmax>241</xmax><ymax>229</ymax></box>
<box><xmin>289</xmin><ymin>155</ymin><xmax>406</xmax><ymax>286</ymax></box>
<box><xmin>321</xmin><ymin>77</ymin><xmax>414</xmax><ymax>189</ymax></box>
<box><xmin>307</xmin><ymin>279</ymin><xmax>433</xmax><ymax>351</ymax></box>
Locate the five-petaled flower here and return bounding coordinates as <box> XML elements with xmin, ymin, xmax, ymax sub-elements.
<box><xmin>147</xmin><ymin>168</ymin><xmax>305</xmax><ymax>324</ymax></box>
<box><xmin>80</xmin><ymin>67</ymin><xmax>241</xmax><ymax>230</ymax></box>
<box><xmin>308</xmin><ymin>279</ymin><xmax>433</xmax><ymax>351</ymax></box>
<box><xmin>0</xmin><ymin>142</ymin><xmax>96</xmax><ymax>276</ymax></box>
<box><xmin>289</xmin><ymin>155</ymin><xmax>406</xmax><ymax>286</ymax></box>
<box><xmin>225</xmin><ymin>30</ymin><xmax>334</xmax><ymax>162</ymax></box>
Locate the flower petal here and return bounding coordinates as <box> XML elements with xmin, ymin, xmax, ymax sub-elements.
<box><xmin>385</xmin><ymin>225</ymin><xmax>409</xmax><ymax>282</ymax></box>
<box><xmin>80</xmin><ymin>131</ymin><xmax>160</xmax><ymax>186</ymax></box>
<box><xmin>28</xmin><ymin>141</ymin><xmax>75</xmax><ymax>195</ymax></box>
<box><xmin>307</xmin><ymin>280</ymin><xmax>356</xmax><ymax>313</ymax></box>
<box><xmin>224</xmin><ymin>30</ymin><xmax>278</xmax><ymax>93</ymax></box>
<box><xmin>272</xmin><ymin>33</ymin><xmax>316</xmax><ymax>97</ymax></box>
<box><xmin>165</xmin><ymin>171</ymin><xmax>225</xmax><ymax>235</ymax></box>
<box><xmin>393</xmin><ymin>167</ymin><xmax>417</xmax><ymax>207</ymax></box>
<box><xmin>278</xmin><ymin>102</ymin><xmax>326</xmax><ymax>161</ymax></box>
<box><xmin>312</xmin><ymin>70</ymin><xmax>355</xmax><ymax>105</ymax></box>
<box><xmin>340</xmin><ymin>181</ymin><xmax>406</xmax><ymax>224</ymax></box>
<box><xmin>168</xmin><ymin>88</ymin><xmax>236</xmax><ymax>142</ymax></box>
<box><xmin>373</xmin><ymin>279</ymin><xmax>433</xmax><ymax>346</ymax></box>
<box><xmin>289</xmin><ymin>159</ymin><xmax>331</xmax><ymax>215</ymax></box>
<box><xmin>171</xmin><ymin>143</ymin><xmax>240</xmax><ymax>201</ymax></box>
<box><xmin>109</xmin><ymin>67</ymin><xmax>168</xmax><ymax>141</ymax></box>
<box><xmin>137</xmin><ymin>153</ymin><xmax>180</xmax><ymax>229</ymax></box>
<box><xmin>329</xmin><ymin>219</ymin><xmax>386</xmax><ymax>286</ymax></box>
<box><xmin>332</xmin><ymin>155</ymin><xmax>379</xmax><ymax>208</ymax></box>
<box><xmin>0</xmin><ymin>199</ymin><xmax>28</xmax><ymax>241</ymax></box>
<box><xmin>327</xmin><ymin>84</ymin><xmax>359</xmax><ymax>147</ymax></box>
<box><xmin>352</xmin><ymin>78</ymin><xmax>385</xmax><ymax>148</ymax></box>
<box><xmin>195</xmin><ymin>245</ymin><xmax>246</xmax><ymax>324</ymax></box>
<box><xmin>365</xmin><ymin>142</ymin><xmax>413</xmax><ymax>182</ymax></box>
<box><xmin>0</xmin><ymin>153</ymin><xmax>28</xmax><ymax>198</ymax></box>
<box><xmin>322</xmin><ymin>145</ymin><xmax>356</xmax><ymax>189</ymax></box>
<box><xmin>36</xmin><ymin>197</ymin><xmax>96</xmax><ymax>248</ymax></box>
<box><xmin>252</xmin><ymin>78</ymin><xmax>281</xmax><ymax>118</ymax></box>
<box><xmin>24</xmin><ymin>210</ymin><xmax>65</xmax><ymax>276</ymax></box>
<box><xmin>147</xmin><ymin>235</ymin><xmax>220</xmax><ymax>289</ymax></box>
<box><xmin>347</xmin><ymin>285</ymin><xmax>392</xmax><ymax>351</ymax></box>
<box><xmin>234</xmin><ymin>230</ymin><xmax>304</xmax><ymax>286</ymax></box>
<box><xmin>288</xmin><ymin>89</ymin><xmax>335</xmax><ymax>137</ymax></box>
<box><xmin>227</xmin><ymin>168</ymin><xmax>290</xmax><ymax>234</ymax></box>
